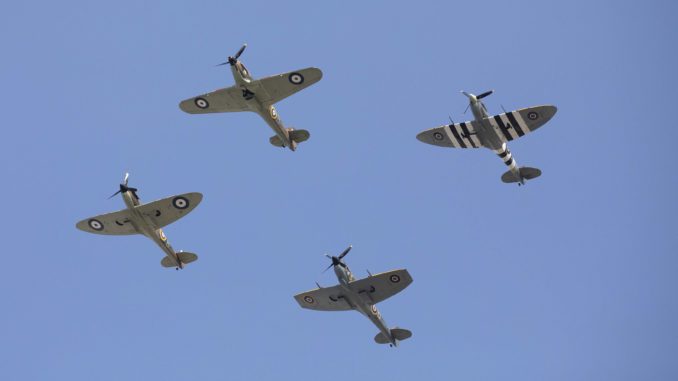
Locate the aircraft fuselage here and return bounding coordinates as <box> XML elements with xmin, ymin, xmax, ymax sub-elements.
<box><xmin>333</xmin><ymin>265</ymin><xmax>398</xmax><ymax>346</ymax></box>
<box><xmin>469</xmin><ymin>99</ymin><xmax>525</xmax><ymax>184</ymax></box>
<box><xmin>230</xmin><ymin>62</ymin><xmax>296</xmax><ymax>151</ymax></box>
<box><xmin>121</xmin><ymin>191</ymin><xmax>182</xmax><ymax>268</ymax></box>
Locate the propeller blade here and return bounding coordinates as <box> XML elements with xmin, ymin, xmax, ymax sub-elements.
<box><xmin>477</xmin><ymin>90</ymin><xmax>493</xmax><ymax>99</ymax></box>
<box><xmin>461</xmin><ymin>91</ymin><xmax>473</xmax><ymax>99</ymax></box>
<box><xmin>108</xmin><ymin>190</ymin><xmax>121</xmax><ymax>199</ymax></box>
<box><xmin>322</xmin><ymin>263</ymin><xmax>334</xmax><ymax>273</ymax></box>
<box><xmin>216</xmin><ymin>61</ymin><xmax>229</xmax><ymax>66</ymax></box>
<box><xmin>338</xmin><ymin>245</ymin><xmax>352</xmax><ymax>259</ymax></box>
<box><xmin>464</xmin><ymin>103</ymin><xmax>470</xmax><ymax>114</ymax></box>
<box><xmin>234</xmin><ymin>43</ymin><xmax>247</xmax><ymax>59</ymax></box>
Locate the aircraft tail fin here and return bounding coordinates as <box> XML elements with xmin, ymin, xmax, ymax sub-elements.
<box><xmin>374</xmin><ymin>328</ymin><xmax>412</xmax><ymax>344</ymax></box>
<box><xmin>160</xmin><ymin>251</ymin><xmax>198</xmax><ymax>268</ymax></box>
<box><xmin>501</xmin><ymin>167</ymin><xmax>542</xmax><ymax>184</ymax></box>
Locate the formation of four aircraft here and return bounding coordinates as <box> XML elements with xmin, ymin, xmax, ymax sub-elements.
<box><xmin>76</xmin><ymin>44</ymin><xmax>558</xmax><ymax>347</ymax></box>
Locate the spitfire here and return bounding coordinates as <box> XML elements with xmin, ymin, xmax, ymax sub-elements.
<box><xmin>76</xmin><ymin>173</ymin><xmax>202</xmax><ymax>270</ymax></box>
<box><xmin>417</xmin><ymin>91</ymin><xmax>557</xmax><ymax>185</ymax></box>
<box><xmin>294</xmin><ymin>245</ymin><xmax>414</xmax><ymax>347</ymax></box>
<box><xmin>179</xmin><ymin>44</ymin><xmax>323</xmax><ymax>151</ymax></box>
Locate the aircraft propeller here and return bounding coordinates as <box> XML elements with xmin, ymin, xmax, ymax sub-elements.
<box><xmin>476</xmin><ymin>90</ymin><xmax>493</xmax><ymax>99</ymax></box>
<box><xmin>462</xmin><ymin>90</ymin><xmax>493</xmax><ymax>113</ymax></box>
<box><xmin>322</xmin><ymin>245</ymin><xmax>352</xmax><ymax>273</ymax></box>
<box><xmin>217</xmin><ymin>43</ymin><xmax>247</xmax><ymax>66</ymax></box>
<box><xmin>108</xmin><ymin>172</ymin><xmax>139</xmax><ymax>199</ymax></box>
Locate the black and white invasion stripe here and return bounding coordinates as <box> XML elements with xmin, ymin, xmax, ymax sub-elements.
<box><xmin>489</xmin><ymin>111</ymin><xmax>533</xmax><ymax>142</ymax></box>
<box><xmin>495</xmin><ymin>143</ymin><xmax>518</xmax><ymax>172</ymax></box>
<box><xmin>443</xmin><ymin>123</ymin><xmax>481</xmax><ymax>148</ymax></box>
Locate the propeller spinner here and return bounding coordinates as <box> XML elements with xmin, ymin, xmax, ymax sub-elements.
<box><xmin>108</xmin><ymin>172</ymin><xmax>138</xmax><ymax>199</ymax></box>
<box><xmin>462</xmin><ymin>90</ymin><xmax>493</xmax><ymax>113</ymax></box>
<box><xmin>217</xmin><ymin>43</ymin><xmax>247</xmax><ymax>66</ymax></box>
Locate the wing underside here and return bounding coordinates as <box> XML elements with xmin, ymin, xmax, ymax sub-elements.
<box><xmin>485</xmin><ymin>105</ymin><xmax>557</xmax><ymax>142</ymax></box>
<box><xmin>294</xmin><ymin>285</ymin><xmax>352</xmax><ymax>312</ymax></box>
<box><xmin>348</xmin><ymin>269</ymin><xmax>413</xmax><ymax>305</ymax></box>
<box><xmin>179</xmin><ymin>86</ymin><xmax>250</xmax><ymax>114</ymax></box>
<box><xmin>136</xmin><ymin>192</ymin><xmax>203</xmax><ymax>229</ymax></box>
<box><xmin>416</xmin><ymin>121</ymin><xmax>483</xmax><ymax>148</ymax></box>
<box><xmin>76</xmin><ymin>209</ymin><xmax>138</xmax><ymax>235</ymax></box>
<box><xmin>417</xmin><ymin>105</ymin><xmax>556</xmax><ymax>147</ymax></box>
<box><xmin>255</xmin><ymin>67</ymin><xmax>323</xmax><ymax>105</ymax></box>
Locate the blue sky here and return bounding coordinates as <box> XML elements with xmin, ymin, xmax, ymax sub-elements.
<box><xmin>1</xmin><ymin>1</ymin><xmax>677</xmax><ymax>380</ymax></box>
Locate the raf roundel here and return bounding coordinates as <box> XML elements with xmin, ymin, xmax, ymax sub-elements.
<box><xmin>194</xmin><ymin>97</ymin><xmax>209</xmax><ymax>109</ymax></box>
<box><xmin>288</xmin><ymin>72</ymin><xmax>304</xmax><ymax>85</ymax></box>
<box><xmin>88</xmin><ymin>219</ymin><xmax>104</xmax><ymax>231</ymax></box>
<box><xmin>527</xmin><ymin>111</ymin><xmax>539</xmax><ymax>121</ymax></box>
<box><xmin>172</xmin><ymin>196</ymin><xmax>189</xmax><ymax>210</ymax></box>
<box><xmin>433</xmin><ymin>132</ymin><xmax>444</xmax><ymax>141</ymax></box>
<box><xmin>303</xmin><ymin>295</ymin><xmax>315</xmax><ymax>304</ymax></box>
<box><xmin>389</xmin><ymin>274</ymin><xmax>401</xmax><ymax>283</ymax></box>
<box><xmin>270</xmin><ymin>106</ymin><xmax>278</xmax><ymax>119</ymax></box>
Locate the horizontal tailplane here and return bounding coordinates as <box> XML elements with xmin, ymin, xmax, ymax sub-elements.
<box><xmin>269</xmin><ymin>135</ymin><xmax>284</xmax><ymax>147</ymax></box>
<box><xmin>374</xmin><ymin>328</ymin><xmax>412</xmax><ymax>344</ymax></box>
<box><xmin>501</xmin><ymin>166</ymin><xmax>541</xmax><ymax>184</ymax></box>
<box><xmin>269</xmin><ymin>129</ymin><xmax>310</xmax><ymax>150</ymax></box>
<box><xmin>160</xmin><ymin>251</ymin><xmax>198</xmax><ymax>268</ymax></box>
<box><xmin>289</xmin><ymin>128</ymin><xmax>310</xmax><ymax>143</ymax></box>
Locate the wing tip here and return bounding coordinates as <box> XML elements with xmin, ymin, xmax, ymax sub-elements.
<box><xmin>178</xmin><ymin>100</ymin><xmax>196</xmax><ymax>114</ymax></box>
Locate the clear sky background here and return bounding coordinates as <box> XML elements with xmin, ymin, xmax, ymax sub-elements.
<box><xmin>1</xmin><ymin>1</ymin><xmax>677</xmax><ymax>380</ymax></box>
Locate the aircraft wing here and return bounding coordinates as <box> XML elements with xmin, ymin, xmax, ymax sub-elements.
<box><xmin>416</xmin><ymin>121</ymin><xmax>484</xmax><ymax>148</ymax></box>
<box><xmin>254</xmin><ymin>67</ymin><xmax>323</xmax><ymax>104</ymax></box>
<box><xmin>484</xmin><ymin>105</ymin><xmax>557</xmax><ymax>142</ymax></box>
<box><xmin>348</xmin><ymin>269</ymin><xmax>413</xmax><ymax>305</ymax></box>
<box><xmin>76</xmin><ymin>209</ymin><xmax>138</xmax><ymax>235</ymax></box>
<box><xmin>294</xmin><ymin>284</ymin><xmax>353</xmax><ymax>312</ymax></box>
<box><xmin>136</xmin><ymin>192</ymin><xmax>203</xmax><ymax>229</ymax></box>
<box><xmin>179</xmin><ymin>86</ymin><xmax>250</xmax><ymax>114</ymax></box>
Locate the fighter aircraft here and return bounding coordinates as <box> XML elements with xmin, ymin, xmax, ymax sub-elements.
<box><xmin>294</xmin><ymin>245</ymin><xmax>413</xmax><ymax>347</ymax></box>
<box><xmin>416</xmin><ymin>91</ymin><xmax>557</xmax><ymax>185</ymax></box>
<box><xmin>76</xmin><ymin>173</ymin><xmax>202</xmax><ymax>270</ymax></box>
<box><xmin>179</xmin><ymin>44</ymin><xmax>323</xmax><ymax>151</ymax></box>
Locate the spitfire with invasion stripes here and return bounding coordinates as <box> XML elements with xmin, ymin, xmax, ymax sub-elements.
<box><xmin>416</xmin><ymin>90</ymin><xmax>557</xmax><ymax>185</ymax></box>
